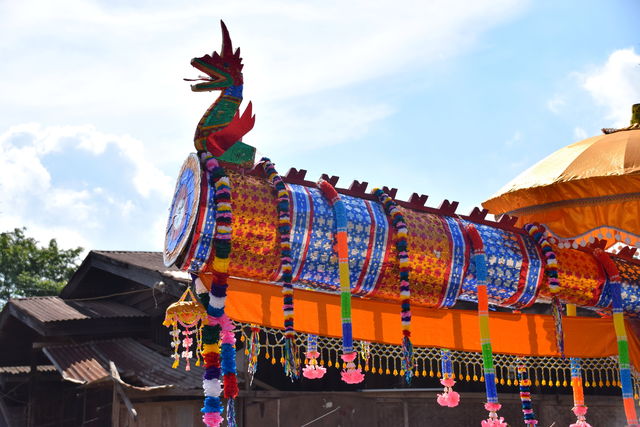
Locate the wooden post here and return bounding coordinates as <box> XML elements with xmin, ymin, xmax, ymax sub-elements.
<box><xmin>26</xmin><ymin>345</ymin><xmax>38</xmax><ymax>427</ymax></box>
<box><xmin>109</xmin><ymin>361</ymin><xmax>137</xmax><ymax>423</ymax></box>
<box><xmin>112</xmin><ymin>383</ymin><xmax>121</xmax><ymax>427</ymax></box>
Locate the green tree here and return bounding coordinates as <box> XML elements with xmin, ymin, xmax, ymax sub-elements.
<box><xmin>0</xmin><ymin>228</ymin><xmax>83</xmax><ymax>304</ymax></box>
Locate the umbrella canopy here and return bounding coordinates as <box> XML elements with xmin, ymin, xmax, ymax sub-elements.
<box><xmin>483</xmin><ymin>105</ymin><xmax>640</xmax><ymax>248</ymax></box>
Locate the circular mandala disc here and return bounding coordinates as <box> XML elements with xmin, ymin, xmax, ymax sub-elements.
<box><xmin>163</xmin><ymin>154</ymin><xmax>202</xmax><ymax>267</ymax></box>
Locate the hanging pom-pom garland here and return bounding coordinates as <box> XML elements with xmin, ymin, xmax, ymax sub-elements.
<box><xmin>466</xmin><ymin>224</ymin><xmax>506</xmax><ymax>427</ymax></box>
<box><xmin>317</xmin><ymin>179</ymin><xmax>364</xmax><ymax>384</ymax></box>
<box><xmin>437</xmin><ymin>349</ymin><xmax>460</xmax><ymax>407</ymax></box>
<box><xmin>163</xmin><ymin>286</ymin><xmax>207</xmax><ymax>370</ymax></box>
<box><xmin>260</xmin><ymin>158</ymin><xmax>299</xmax><ymax>379</ymax></box>
<box><xmin>197</xmin><ymin>155</ymin><xmax>238</xmax><ymax>427</ymax></box>
<box><xmin>372</xmin><ymin>188</ymin><xmax>413</xmax><ymax>383</ymax></box>
<box><xmin>593</xmin><ymin>249</ymin><xmax>639</xmax><ymax>426</ymax></box>
<box><xmin>516</xmin><ymin>360</ymin><xmax>538</xmax><ymax>425</ymax></box>
<box><xmin>303</xmin><ymin>334</ymin><xmax>326</xmax><ymax>379</ymax></box>
<box><xmin>524</xmin><ymin>223</ymin><xmax>564</xmax><ymax>356</ymax></box>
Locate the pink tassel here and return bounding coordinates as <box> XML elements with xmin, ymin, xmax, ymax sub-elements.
<box><xmin>341</xmin><ymin>368</ymin><xmax>365</xmax><ymax>384</ymax></box>
<box><xmin>570</xmin><ymin>405</ymin><xmax>591</xmax><ymax>427</ymax></box>
<box><xmin>302</xmin><ymin>365</ymin><xmax>327</xmax><ymax>379</ymax></box>
<box><xmin>437</xmin><ymin>377</ymin><xmax>460</xmax><ymax>407</ymax></box>
<box><xmin>481</xmin><ymin>417</ymin><xmax>508</xmax><ymax>427</ymax></box>
<box><xmin>482</xmin><ymin>403</ymin><xmax>507</xmax><ymax>427</ymax></box>
<box><xmin>202</xmin><ymin>412</ymin><xmax>223</xmax><ymax>427</ymax></box>
<box><xmin>340</xmin><ymin>352</ymin><xmax>364</xmax><ymax>384</ymax></box>
<box><xmin>437</xmin><ymin>390</ymin><xmax>460</xmax><ymax>407</ymax></box>
<box><xmin>302</xmin><ymin>350</ymin><xmax>326</xmax><ymax>379</ymax></box>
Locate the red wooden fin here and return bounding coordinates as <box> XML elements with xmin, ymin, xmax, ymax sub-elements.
<box><xmin>438</xmin><ymin>200</ymin><xmax>459</xmax><ymax>215</ymax></box>
<box><xmin>348</xmin><ymin>180</ymin><xmax>368</xmax><ymax>195</ymax></box>
<box><xmin>320</xmin><ymin>174</ymin><xmax>339</xmax><ymax>187</ymax></box>
<box><xmin>408</xmin><ymin>193</ymin><xmax>428</xmax><ymax>207</ymax></box>
<box><xmin>382</xmin><ymin>187</ymin><xmax>398</xmax><ymax>199</ymax></box>
<box><xmin>286</xmin><ymin>168</ymin><xmax>307</xmax><ymax>182</ymax></box>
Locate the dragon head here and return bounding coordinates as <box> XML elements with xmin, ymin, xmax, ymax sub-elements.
<box><xmin>189</xmin><ymin>21</ymin><xmax>244</xmax><ymax>91</ymax></box>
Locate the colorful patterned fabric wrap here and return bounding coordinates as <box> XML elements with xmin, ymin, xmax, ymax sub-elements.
<box><xmin>377</xmin><ymin>209</ymin><xmax>466</xmax><ymax>308</ymax></box>
<box><xmin>286</xmin><ymin>183</ymin><xmax>390</xmax><ymax>295</ymax></box>
<box><xmin>460</xmin><ymin>222</ymin><xmax>543</xmax><ymax>308</ymax></box>
<box><xmin>539</xmin><ymin>244</ymin><xmax>607</xmax><ymax>307</ymax></box>
<box><xmin>177</xmin><ymin>173</ymin><xmax>640</xmax><ymax>313</ymax></box>
<box><xmin>607</xmin><ymin>258</ymin><xmax>640</xmax><ymax>315</ymax></box>
<box><xmin>226</xmin><ymin>172</ymin><xmax>281</xmax><ymax>281</ymax></box>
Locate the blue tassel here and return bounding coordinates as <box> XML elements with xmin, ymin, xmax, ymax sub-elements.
<box><xmin>402</xmin><ymin>335</ymin><xmax>414</xmax><ymax>384</ymax></box>
<box><xmin>284</xmin><ymin>337</ymin><xmax>299</xmax><ymax>380</ymax></box>
<box><xmin>226</xmin><ymin>399</ymin><xmax>237</xmax><ymax>427</ymax></box>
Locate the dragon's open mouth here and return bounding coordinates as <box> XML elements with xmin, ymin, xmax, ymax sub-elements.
<box><xmin>186</xmin><ymin>58</ymin><xmax>231</xmax><ymax>91</ymax></box>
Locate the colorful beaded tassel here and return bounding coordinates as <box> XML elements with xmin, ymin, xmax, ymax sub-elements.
<box><xmin>246</xmin><ymin>325</ymin><xmax>261</xmax><ymax>382</ymax></box>
<box><xmin>437</xmin><ymin>349</ymin><xmax>460</xmax><ymax>407</ymax></box>
<box><xmin>261</xmin><ymin>158</ymin><xmax>299</xmax><ymax>379</ymax></box>
<box><xmin>467</xmin><ymin>224</ymin><xmax>507</xmax><ymax>427</ymax></box>
<box><xmin>318</xmin><ymin>179</ymin><xmax>364</xmax><ymax>384</ymax></box>
<box><xmin>567</xmin><ymin>304</ymin><xmax>591</xmax><ymax>427</ymax></box>
<box><xmin>593</xmin><ymin>249</ymin><xmax>639</xmax><ymax>426</ymax></box>
<box><xmin>372</xmin><ymin>188</ymin><xmax>413</xmax><ymax>383</ymax></box>
<box><xmin>524</xmin><ymin>223</ymin><xmax>564</xmax><ymax>356</ymax></box>
<box><xmin>303</xmin><ymin>334</ymin><xmax>326</xmax><ymax>379</ymax></box>
<box><xmin>516</xmin><ymin>360</ymin><xmax>538</xmax><ymax>425</ymax></box>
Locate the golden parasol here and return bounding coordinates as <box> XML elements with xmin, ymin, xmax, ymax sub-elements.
<box><xmin>483</xmin><ymin>104</ymin><xmax>640</xmax><ymax>248</ymax></box>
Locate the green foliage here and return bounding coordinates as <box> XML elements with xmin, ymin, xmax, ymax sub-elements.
<box><xmin>0</xmin><ymin>228</ymin><xmax>83</xmax><ymax>303</ymax></box>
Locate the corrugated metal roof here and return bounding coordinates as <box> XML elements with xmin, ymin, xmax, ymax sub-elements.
<box><xmin>0</xmin><ymin>365</ymin><xmax>56</xmax><ymax>375</ymax></box>
<box><xmin>10</xmin><ymin>296</ymin><xmax>148</xmax><ymax>323</ymax></box>
<box><xmin>94</xmin><ymin>251</ymin><xmax>190</xmax><ymax>283</ymax></box>
<box><xmin>43</xmin><ymin>338</ymin><xmax>202</xmax><ymax>389</ymax></box>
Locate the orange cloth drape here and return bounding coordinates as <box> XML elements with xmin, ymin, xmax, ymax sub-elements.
<box><xmin>226</xmin><ymin>277</ymin><xmax>640</xmax><ymax>368</ymax></box>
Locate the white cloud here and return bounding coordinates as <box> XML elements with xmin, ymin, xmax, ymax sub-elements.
<box><xmin>255</xmin><ymin>103</ymin><xmax>394</xmax><ymax>152</ymax></box>
<box><xmin>0</xmin><ymin>0</ymin><xmax>530</xmax><ymax>251</ymax></box>
<box><xmin>0</xmin><ymin>124</ymin><xmax>172</xmax><ymax>251</ymax></box>
<box><xmin>0</xmin><ymin>0</ymin><xmax>528</xmax><ymax>154</ymax></box>
<box><xmin>580</xmin><ymin>48</ymin><xmax>640</xmax><ymax>127</ymax></box>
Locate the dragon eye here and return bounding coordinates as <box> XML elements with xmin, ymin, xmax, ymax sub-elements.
<box><xmin>224</xmin><ymin>62</ymin><xmax>229</xmax><ymax>67</ymax></box>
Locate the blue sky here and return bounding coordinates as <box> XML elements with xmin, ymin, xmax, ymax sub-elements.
<box><xmin>0</xmin><ymin>0</ymin><xmax>638</xmax><ymax>252</ymax></box>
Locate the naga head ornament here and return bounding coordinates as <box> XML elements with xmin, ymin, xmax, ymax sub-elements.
<box><xmin>188</xmin><ymin>21</ymin><xmax>244</xmax><ymax>91</ymax></box>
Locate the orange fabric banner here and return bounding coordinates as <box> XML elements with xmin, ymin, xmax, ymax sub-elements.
<box><xmin>226</xmin><ymin>277</ymin><xmax>640</xmax><ymax>367</ymax></box>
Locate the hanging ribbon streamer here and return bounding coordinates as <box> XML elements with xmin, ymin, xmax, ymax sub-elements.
<box><xmin>303</xmin><ymin>334</ymin><xmax>327</xmax><ymax>379</ymax></box>
<box><xmin>198</xmin><ymin>155</ymin><xmax>238</xmax><ymax>427</ymax></box>
<box><xmin>566</xmin><ymin>304</ymin><xmax>591</xmax><ymax>427</ymax></box>
<box><xmin>246</xmin><ymin>325</ymin><xmax>261</xmax><ymax>382</ymax></box>
<box><xmin>524</xmin><ymin>223</ymin><xmax>564</xmax><ymax>356</ymax></box>
<box><xmin>260</xmin><ymin>158</ymin><xmax>299</xmax><ymax>379</ymax></box>
<box><xmin>466</xmin><ymin>224</ymin><xmax>507</xmax><ymax>427</ymax></box>
<box><xmin>593</xmin><ymin>249</ymin><xmax>639</xmax><ymax>426</ymax></box>
<box><xmin>372</xmin><ymin>188</ymin><xmax>413</xmax><ymax>383</ymax></box>
<box><xmin>318</xmin><ymin>179</ymin><xmax>364</xmax><ymax>384</ymax></box>
<box><xmin>516</xmin><ymin>359</ymin><xmax>538</xmax><ymax>425</ymax></box>
<box><xmin>437</xmin><ymin>349</ymin><xmax>460</xmax><ymax>407</ymax></box>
